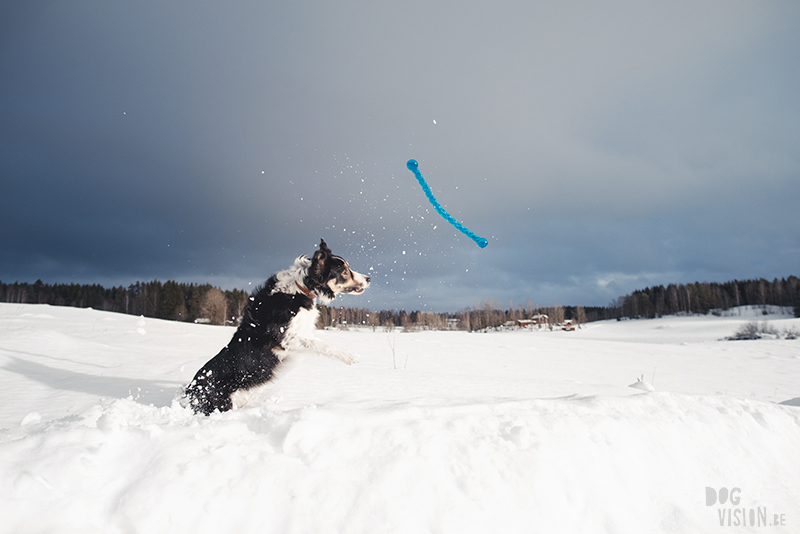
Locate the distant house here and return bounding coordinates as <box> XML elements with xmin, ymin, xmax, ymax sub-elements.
<box><xmin>562</xmin><ymin>319</ymin><xmax>575</xmax><ymax>331</ymax></box>
<box><xmin>518</xmin><ymin>314</ymin><xmax>548</xmax><ymax>328</ymax></box>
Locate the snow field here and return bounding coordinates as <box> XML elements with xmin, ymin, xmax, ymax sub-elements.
<box><xmin>1</xmin><ymin>303</ymin><xmax>799</xmax><ymax>533</ymax></box>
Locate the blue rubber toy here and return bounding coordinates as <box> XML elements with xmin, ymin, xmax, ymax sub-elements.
<box><xmin>406</xmin><ymin>159</ymin><xmax>488</xmax><ymax>248</ymax></box>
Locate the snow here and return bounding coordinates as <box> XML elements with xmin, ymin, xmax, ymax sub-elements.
<box><xmin>1</xmin><ymin>303</ymin><xmax>798</xmax><ymax>533</ymax></box>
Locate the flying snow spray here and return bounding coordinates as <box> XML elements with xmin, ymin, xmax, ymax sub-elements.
<box><xmin>406</xmin><ymin>159</ymin><xmax>488</xmax><ymax>248</ymax></box>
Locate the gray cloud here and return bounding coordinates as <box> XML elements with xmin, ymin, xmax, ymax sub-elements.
<box><xmin>1</xmin><ymin>1</ymin><xmax>798</xmax><ymax>311</ymax></box>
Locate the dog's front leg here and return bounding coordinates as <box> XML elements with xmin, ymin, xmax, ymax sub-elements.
<box><xmin>299</xmin><ymin>337</ymin><xmax>360</xmax><ymax>365</ymax></box>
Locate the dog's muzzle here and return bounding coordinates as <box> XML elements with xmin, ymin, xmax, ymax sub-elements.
<box><xmin>347</xmin><ymin>275</ymin><xmax>370</xmax><ymax>294</ymax></box>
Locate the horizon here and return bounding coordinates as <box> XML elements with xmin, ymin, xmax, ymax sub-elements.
<box><xmin>2</xmin><ymin>275</ymin><xmax>796</xmax><ymax>318</ymax></box>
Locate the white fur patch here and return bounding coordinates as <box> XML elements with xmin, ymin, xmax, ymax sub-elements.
<box><xmin>280</xmin><ymin>307</ymin><xmax>320</xmax><ymax>353</ymax></box>
<box><xmin>270</xmin><ymin>256</ymin><xmax>312</xmax><ymax>297</ymax></box>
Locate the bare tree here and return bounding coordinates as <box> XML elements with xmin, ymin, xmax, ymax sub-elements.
<box><xmin>459</xmin><ymin>307</ymin><xmax>471</xmax><ymax>332</ymax></box>
<box><xmin>548</xmin><ymin>302</ymin><xmax>565</xmax><ymax>330</ymax></box>
<box><xmin>200</xmin><ymin>288</ymin><xmax>228</xmax><ymax>325</ymax></box>
<box><xmin>230</xmin><ymin>294</ymin><xmax>249</xmax><ymax>325</ymax></box>
<box><xmin>367</xmin><ymin>311</ymin><xmax>379</xmax><ymax>331</ymax></box>
<box><xmin>574</xmin><ymin>305</ymin><xmax>586</xmax><ymax>329</ymax></box>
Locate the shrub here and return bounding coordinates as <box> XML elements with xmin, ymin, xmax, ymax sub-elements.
<box><xmin>727</xmin><ymin>321</ymin><xmax>778</xmax><ymax>340</ymax></box>
<box><xmin>784</xmin><ymin>327</ymin><xmax>800</xmax><ymax>340</ymax></box>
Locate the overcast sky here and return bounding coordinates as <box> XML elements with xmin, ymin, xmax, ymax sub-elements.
<box><xmin>2</xmin><ymin>1</ymin><xmax>799</xmax><ymax>312</ymax></box>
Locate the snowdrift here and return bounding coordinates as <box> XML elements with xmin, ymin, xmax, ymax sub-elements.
<box><xmin>1</xmin><ymin>303</ymin><xmax>798</xmax><ymax>533</ymax></box>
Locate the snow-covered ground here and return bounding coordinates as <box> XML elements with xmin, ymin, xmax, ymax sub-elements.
<box><xmin>1</xmin><ymin>303</ymin><xmax>798</xmax><ymax>533</ymax></box>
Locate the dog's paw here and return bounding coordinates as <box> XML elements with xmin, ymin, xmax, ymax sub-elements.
<box><xmin>340</xmin><ymin>351</ymin><xmax>360</xmax><ymax>365</ymax></box>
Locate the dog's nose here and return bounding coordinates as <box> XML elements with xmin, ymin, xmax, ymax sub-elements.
<box><xmin>365</xmin><ymin>276</ymin><xmax>371</xmax><ymax>283</ymax></box>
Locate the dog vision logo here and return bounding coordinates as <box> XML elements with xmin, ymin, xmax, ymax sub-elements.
<box><xmin>705</xmin><ymin>486</ymin><xmax>787</xmax><ymax>527</ymax></box>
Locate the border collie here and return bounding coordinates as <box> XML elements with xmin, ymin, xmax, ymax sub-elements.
<box><xmin>185</xmin><ymin>239</ymin><xmax>370</xmax><ymax>415</ymax></box>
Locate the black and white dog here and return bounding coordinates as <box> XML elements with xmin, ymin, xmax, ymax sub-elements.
<box><xmin>185</xmin><ymin>239</ymin><xmax>370</xmax><ymax>415</ymax></box>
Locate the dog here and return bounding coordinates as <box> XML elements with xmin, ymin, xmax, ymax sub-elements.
<box><xmin>185</xmin><ymin>239</ymin><xmax>370</xmax><ymax>415</ymax></box>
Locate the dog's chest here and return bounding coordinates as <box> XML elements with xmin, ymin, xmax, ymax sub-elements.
<box><xmin>279</xmin><ymin>306</ymin><xmax>319</xmax><ymax>351</ymax></box>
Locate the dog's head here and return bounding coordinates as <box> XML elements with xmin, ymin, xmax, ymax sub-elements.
<box><xmin>306</xmin><ymin>239</ymin><xmax>370</xmax><ymax>303</ymax></box>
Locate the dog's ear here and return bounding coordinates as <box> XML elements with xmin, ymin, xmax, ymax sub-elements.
<box><xmin>311</xmin><ymin>240</ymin><xmax>330</xmax><ymax>274</ymax></box>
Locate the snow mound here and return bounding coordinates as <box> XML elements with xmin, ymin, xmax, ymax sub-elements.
<box><xmin>3</xmin><ymin>394</ymin><xmax>799</xmax><ymax>533</ymax></box>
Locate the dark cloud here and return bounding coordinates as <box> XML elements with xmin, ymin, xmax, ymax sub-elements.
<box><xmin>1</xmin><ymin>1</ymin><xmax>799</xmax><ymax>311</ymax></box>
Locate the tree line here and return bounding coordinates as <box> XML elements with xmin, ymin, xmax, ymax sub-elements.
<box><xmin>2</xmin><ymin>276</ymin><xmax>797</xmax><ymax>330</ymax></box>
<box><xmin>0</xmin><ymin>279</ymin><xmax>605</xmax><ymax>331</ymax></box>
<box><xmin>0</xmin><ymin>279</ymin><xmax>250</xmax><ymax>325</ymax></box>
<box><xmin>607</xmin><ymin>277</ymin><xmax>800</xmax><ymax>319</ymax></box>
<box><xmin>319</xmin><ymin>301</ymin><xmax>608</xmax><ymax>332</ymax></box>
